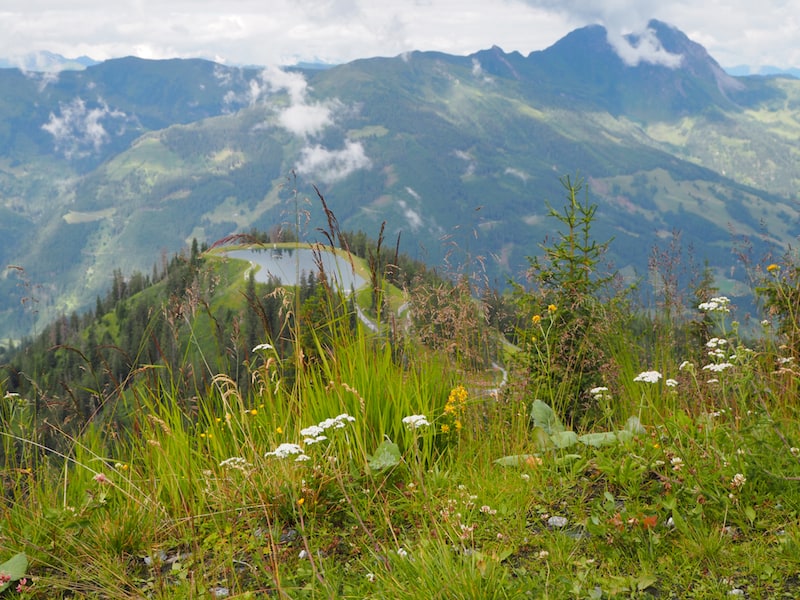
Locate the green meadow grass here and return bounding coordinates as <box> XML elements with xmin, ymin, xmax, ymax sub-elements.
<box><xmin>3</xmin><ymin>187</ymin><xmax>800</xmax><ymax>599</ymax></box>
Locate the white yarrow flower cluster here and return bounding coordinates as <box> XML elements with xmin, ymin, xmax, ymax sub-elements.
<box><xmin>698</xmin><ymin>296</ymin><xmax>731</xmax><ymax>313</ymax></box>
<box><xmin>318</xmin><ymin>414</ymin><xmax>356</xmax><ymax>430</ymax></box>
<box><xmin>265</xmin><ymin>443</ymin><xmax>309</xmax><ymax>462</ymax></box>
<box><xmin>634</xmin><ymin>370</ymin><xmax>662</xmax><ymax>384</ymax></box>
<box><xmin>589</xmin><ymin>386</ymin><xmax>611</xmax><ymax>401</ymax></box>
<box><xmin>265</xmin><ymin>413</ymin><xmax>356</xmax><ymax>462</ymax></box>
<box><xmin>665</xmin><ymin>378</ymin><xmax>679</xmax><ymax>388</ymax></box>
<box><xmin>219</xmin><ymin>456</ymin><xmax>253</xmax><ymax>471</ymax></box>
<box><xmin>702</xmin><ymin>362</ymin><xmax>734</xmax><ymax>373</ymax></box>
<box><xmin>402</xmin><ymin>414</ymin><xmax>430</xmax><ymax>429</ymax></box>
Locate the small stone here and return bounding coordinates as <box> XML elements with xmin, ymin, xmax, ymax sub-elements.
<box><xmin>547</xmin><ymin>516</ymin><xmax>568</xmax><ymax>529</ymax></box>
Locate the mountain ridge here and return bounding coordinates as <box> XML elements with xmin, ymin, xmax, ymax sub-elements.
<box><xmin>1</xmin><ymin>21</ymin><xmax>799</xmax><ymax>339</ymax></box>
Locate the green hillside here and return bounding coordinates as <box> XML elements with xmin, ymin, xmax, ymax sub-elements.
<box><xmin>2</xmin><ymin>21</ymin><xmax>800</xmax><ymax>340</ymax></box>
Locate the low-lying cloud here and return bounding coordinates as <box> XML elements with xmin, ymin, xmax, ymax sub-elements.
<box><xmin>222</xmin><ymin>63</ymin><xmax>371</xmax><ymax>182</ymax></box>
<box><xmin>519</xmin><ymin>0</ymin><xmax>683</xmax><ymax>67</ymax></box>
<box><xmin>42</xmin><ymin>97</ymin><xmax>131</xmax><ymax>158</ymax></box>
<box><xmin>295</xmin><ymin>139</ymin><xmax>371</xmax><ymax>184</ymax></box>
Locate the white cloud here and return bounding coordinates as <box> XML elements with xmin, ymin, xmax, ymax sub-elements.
<box><xmin>42</xmin><ymin>97</ymin><xmax>131</xmax><ymax>158</ymax></box>
<box><xmin>278</xmin><ymin>100</ymin><xmax>340</xmax><ymax>137</ymax></box>
<box><xmin>397</xmin><ymin>199</ymin><xmax>423</xmax><ymax>230</ymax></box>
<box><xmin>608</xmin><ymin>27</ymin><xmax>683</xmax><ymax>68</ymax></box>
<box><xmin>295</xmin><ymin>138</ymin><xmax>371</xmax><ymax>183</ymax></box>
<box><xmin>454</xmin><ymin>149</ymin><xmax>476</xmax><ymax>177</ymax></box>
<box><xmin>504</xmin><ymin>167</ymin><xmax>529</xmax><ymax>183</ymax></box>
<box><xmin>0</xmin><ymin>1</ymin><xmax>797</xmax><ymax>74</ymax></box>
<box><xmin>518</xmin><ymin>0</ymin><xmax>685</xmax><ymax>67</ymax></box>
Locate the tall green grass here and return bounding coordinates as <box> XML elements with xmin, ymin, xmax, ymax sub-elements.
<box><xmin>2</xmin><ymin>185</ymin><xmax>800</xmax><ymax>598</ymax></box>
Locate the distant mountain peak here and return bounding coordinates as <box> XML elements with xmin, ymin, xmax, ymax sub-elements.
<box><xmin>611</xmin><ymin>20</ymin><xmax>684</xmax><ymax>68</ymax></box>
<box><xmin>0</xmin><ymin>51</ymin><xmax>97</xmax><ymax>72</ymax></box>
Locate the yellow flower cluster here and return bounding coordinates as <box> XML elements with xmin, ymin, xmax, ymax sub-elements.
<box><xmin>767</xmin><ymin>263</ymin><xmax>780</xmax><ymax>273</ymax></box>
<box><xmin>532</xmin><ymin>305</ymin><xmax>557</xmax><ymax>328</ymax></box>
<box><xmin>441</xmin><ymin>385</ymin><xmax>468</xmax><ymax>433</ymax></box>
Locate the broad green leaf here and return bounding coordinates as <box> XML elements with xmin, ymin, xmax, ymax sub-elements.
<box><xmin>745</xmin><ymin>505</ymin><xmax>757</xmax><ymax>524</ymax></box>
<box><xmin>493</xmin><ymin>454</ymin><xmax>541</xmax><ymax>467</ymax></box>
<box><xmin>554</xmin><ymin>453</ymin><xmax>583</xmax><ymax>465</ymax></box>
<box><xmin>636</xmin><ymin>575</ymin><xmax>658</xmax><ymax>591</ymax></box>
<box><xmin>549</xmin><ymin>430</ymin><xmax>579</xmax><ymax>449</ymax></box>
<box><xmin>578</xmin><ymin>431</ymin><xmax>619</xmax><ymax>447</ymax></box>
<box><xmin>624</xmin><ymin>415</ymin><xmax>646</xmax><ymax>434</ymax></box>
<box><xmin>615</xmin><ymin>429</ymin><xmax>634</xmax><ymax>444</ymax></box>
<box><xmin>530</xmin><ymin>400</ymin><xmax>565</xmax><ymax>434</ymax></box>
<box><xmin>531</xmin><ymin>426</ymin><xmax>554</xmax><ymax>450</ymax></box>
<box><xmin>367</xmin><ymin>439</ymin><xmax>401</xmax><ymax>472</ymax></box>
<box><xmin>0</xmin><ymin>553</ymin><xmax>27</xmax><ymax>592</ymax></box>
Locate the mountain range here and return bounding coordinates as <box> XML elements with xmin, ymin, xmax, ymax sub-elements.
<box><xmin>1</xmin><ymin>19</ymin><xmax>799</xmax><ymax>339</ymax></box>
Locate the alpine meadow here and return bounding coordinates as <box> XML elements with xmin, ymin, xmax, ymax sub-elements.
<box><xmin>2</xmin><ymin>19</ymin><xmax>800</xmax><ymax>599</ymax></box>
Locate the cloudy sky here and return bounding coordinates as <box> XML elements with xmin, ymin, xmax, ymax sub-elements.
<box><xmin>1</xmin><ymin>0</ymin><xmax>798</xmax><ymax>70</ymax></box>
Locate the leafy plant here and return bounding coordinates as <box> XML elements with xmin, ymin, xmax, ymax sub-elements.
<box><xmin>513</xmin><ymin>174</ymin><xmax>627</xmax><ymax>423</ymax></box>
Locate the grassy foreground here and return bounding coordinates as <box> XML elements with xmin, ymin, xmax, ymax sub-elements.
<box><xmin>2</xmin><ymin>292</ymin><xmax>800</xmax><ymax>599</ymax></box>
<box><xmin>3</xmin><ymin>183</ymin><xmax>800</xmax><ymax>598</ymax></box>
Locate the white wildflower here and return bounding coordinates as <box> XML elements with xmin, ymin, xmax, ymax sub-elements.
<box><xmin>295</xmin><ymin>454</ymin><xmax>311</xmax><ymax>462</ymax></box>
<box><xmin>252</xmin><ymin>343</ymin><xmax>274</xmax><ymax>352</ymax></box>
<box><xmin>634</xmin><ymin>370</ymin><xmax>662</xmax><ymax>384</ymax></box>
<box><xmin>219</xmin><ymin>456</ymin><xmax>253</xmax><ymax>471</ymax></box>
<box><xmin>761</xmin><ymin>319</ymin><xmax>771</xmax><ymax>326</ymax></box>
<box><xmin>318</xmin><ymin>413</ymin><xmax>355</xmax><ymax>430</ymax></box>
<box><xmin>266</xmin><ymin>443</ymin><xmax>305</xmax><ymax>459</ymax></box>
<box><xmin>365</xmin><ymin>573</ymin><xmax>376</xmax><ymax>583</ymax></box>
<box><xmin>300</xmin><ymin>424</ymin><xmax>325</xmax><ymax>438</ymax></box>
<box><xmin>678</xmin><ymin>360</ymin><xmax>694</xmax><ymax>372</ymax></box>
<box><xmin>698</xmin><ymin>296</ymin><xmax>731</xmax><ymax>313</ymax></box>
<box><xmin>402</xmin><ymin>414</ymin><xmax>430</xmax><ymax>429</ymax></box>
<box><xmin>702</xmin><ymin>362</ymin><xmax>734</xmax><ymax>372</ymax></box>
<box><xmin>303</xmin><ymin>435</ymin><xmax>328</xmax><ymax>445</ymax></box>
<box><xmin>730</xmin><ymin>473</ymin><xmax>746</xmax><ymax>490</ymax></box>
<box><xmin>778</xmin><ymin>357</ymin><xmax>794</xmax><ymax>365</ymax></box>
<box><xmin>671</xmin><ymin>456</ymin><xmax>684</xmax><ymax>471</ymax></box>
<box><xmin>299</xmin><ymin>550</ymin><xmax>308</xmax><ymax>559</ymax></box>
<box><xmin>397</xmin><ymin>547</ymin><xmax>408</xmax><ymax>558</ymax></box>
<box><xmin>665</xmin><ymin>378</ymin><xmax>678</xmax><ymax>388</ymax></box>
<box><xmin>589</xmin><ymin>386</ymin><xmax>610</xmax><ymax>398</ymax></box>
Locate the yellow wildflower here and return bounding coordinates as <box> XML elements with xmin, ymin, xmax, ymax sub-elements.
<box><xmin>250</xmin><ymin>409</ymin><xmax>258</xmax><ymax>416</ymax></box>
<box><xmin>448</xmin><ymin>385</ymin><xmax>468</xmax><ymax>406</ymax></box>
<box><xmin>532</xmin><ymin>314</ymin><xmax>542</xmax><ymax>325</ymax></box>
<box><xmin>297</xmin><ymin>498</ymin><xmax>305</xmax><ymax>506</ymax></box>
<box><xmin>276</xmin><ymin>426</ymin><xmax>283</xmax><ymax>434</ymax></box>
<box><xmin>547</xmin><ymin>304</ymin><xmax>557</xmax><ymax>313</ymax></box>
<box><xmin>767</xmin><ymin>263</ymin><xmax>780</xmax><ymax>273</ymax></box>
<box><xmin>441</xmin><ymin>424</ymin><xmax>450</xmax><ymax>434</ymax></box>
<box><xmin>454</xmin><ymin>420</ymin><xmax>462</xmax><ymax>431</ymax></box>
